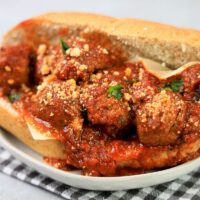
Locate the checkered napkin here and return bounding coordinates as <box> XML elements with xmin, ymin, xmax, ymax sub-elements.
<box><xmin>0</xmin><ymin>147</ymin><xmax>200</xmax><ymax>200</ymax></box>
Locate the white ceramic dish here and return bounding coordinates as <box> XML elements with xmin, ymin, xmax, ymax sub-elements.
<box><xmin>0</xmin><ymin>129</ymin><xmax>200</xmax><ymax>191</ymax></box>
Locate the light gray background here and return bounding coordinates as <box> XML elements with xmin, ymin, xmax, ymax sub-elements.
<box><xmin>0</xmin><ymin>0</ymin><xmax>200</xmax><ymax>199</ymax></box>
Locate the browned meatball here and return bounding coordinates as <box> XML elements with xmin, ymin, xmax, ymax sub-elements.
<box><xmin>34</xmin><ymin>39</ymin><xmax>111</xmax><ymax>83</ymax></box>
<box><xmin>81</xmin><ymin>83</ymin><xmax>131</xmax><ymax>136</ymax></box>
<box><xmin>0</xmin><ymin>45</ymin><xmax>31</xmax><ymax>95</ymax></box>
<box><xmin>22</xmin><ymin>79</ymin><xmax>83</xmax><ymax>140</ymax></box>
<box><xmin>136</xmin><ymin>90</ymin><xmax>187</xmax><ymax>146</ymax></box>
<box><xmin>55</xmin><ymin>37</ymin><xmax>112</xmax><ymax>81</ymax></box>
<box><xmin>55</xmin><ymin>32</ymin><xmax>127</xmax><ymax>82</ymax></box>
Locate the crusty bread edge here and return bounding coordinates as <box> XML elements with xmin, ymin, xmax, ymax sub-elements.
<box><xmin>0</xmin><ymin>98</ymin><xmax>65</xmax><ymax>158</ymax></box>
<box><xmin>3</xmin><ymin>12</ymin><xmax>200</xmax><ymax>67</ymax></box>
<box><xmin>35</xmin><ymin>12</ymin><xmax>200</xmax><ymax>46</ymax></box>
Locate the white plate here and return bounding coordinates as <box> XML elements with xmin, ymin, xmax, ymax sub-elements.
<box><xmin>0</xmin><ymin>129</ymin><xmax>200</xmax><ymax>191</ymax></box>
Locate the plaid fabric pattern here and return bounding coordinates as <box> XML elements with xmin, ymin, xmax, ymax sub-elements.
<box><xmin>0</xmin><ymin>147</ymin><xmax>200</xmax><ymax>200</ymax></box>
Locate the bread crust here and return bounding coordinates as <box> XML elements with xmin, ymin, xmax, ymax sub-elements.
<box><xmin>0</xmin><ymin>98</ymin><xmax>65</xmax><ymax>158</ymax></box>
<box><xmin>1</xmin><ymin>12</ymin><xmax>200</xmax><ymax>162</ymax></box>
<box><xmin>3</xmin><ymin>12</ymin><xmax>200</xmax><ymax>67</ymax></box>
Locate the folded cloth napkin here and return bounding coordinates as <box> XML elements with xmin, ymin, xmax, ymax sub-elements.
<box><xmin>0</xmin><ymin>147</ymin><xmax>200</xmax><ymax>200</ymax></box>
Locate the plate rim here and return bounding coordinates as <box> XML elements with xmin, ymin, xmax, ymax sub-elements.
<box><xmin>0</xmin><ymin>129</ymin><xmax>200</xmax><ymax>190</ymax></box>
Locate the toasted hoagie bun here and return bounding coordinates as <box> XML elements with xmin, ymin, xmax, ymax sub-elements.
<box><xmin>0</xmin><ymin>98</ymin><xmax>65</xmax><ymax>158</ymax></box>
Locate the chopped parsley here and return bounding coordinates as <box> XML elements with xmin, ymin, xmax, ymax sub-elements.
<box><xmin>8</xmin><ymin>92</ymin><xmax>21</xmax><ymax>103</ymax></box>
<box><xmin>108</xmin><ymin>84</ymin><xmax>123</xmax><ymax>100</ymax></box>
<box><xmin>164</xmin><ymin>79</ymin><xmax>184</xmax><ymax>93</ymax></box>
<box><xmin>60</xmin><ymin>38</ymin><xmax>69</xmax><ymax>55</ymax></box>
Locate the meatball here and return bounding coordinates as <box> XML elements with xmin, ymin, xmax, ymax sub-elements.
<box><xmin>24</xmin><ymin>79</ymin><xmax>83</xmax><ymax>140</ymax></box>
<box><xmin>136</xmin><ymin>90</ymin><xmax>187</xmax><ymax>146</ymax></box>
<box><xmin>0</xmin><ymin>45</ymin><xmax>31</xmax><ymax>94</ymax></box>
<box><xmin>81</xmin><ymin>83</ymin><xmax>131</xmax><ymax>136</ymax></box>
<box><xmin>55</xmin><ymin>37</ymin><xmax>112</xmax><ymax>81</ymax></box>
<box><xmin>55</xmin><ymin>32</ymin><xmax>127</xmax><ymax>82</ymax></box>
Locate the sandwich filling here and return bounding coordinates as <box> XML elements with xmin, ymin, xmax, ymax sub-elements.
<box><xmin>1</xmin><ymin>31</ymin><xmax>200</xmax><ymax>176</ymax></box>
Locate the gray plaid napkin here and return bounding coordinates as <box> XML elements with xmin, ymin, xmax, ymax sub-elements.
<box><xmin>0</xmin><ymin>147</ymin><xmax>200</xmax><ymax>200</ymax></box>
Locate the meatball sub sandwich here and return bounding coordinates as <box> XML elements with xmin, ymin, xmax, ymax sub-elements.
<box><xmin>1</xmin><ymin>12</ymin><xmax>200</xmax><ymax>176</ymax></box>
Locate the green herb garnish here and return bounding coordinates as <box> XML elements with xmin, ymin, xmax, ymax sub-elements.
<box><xmin>108</xmin><ymin>84</ymin><xmax>123</xmax><ymax>100</ymax></box>
<box><xmin>60</xmin><ymin>38</ymin><xmax>69</xmax><ymax>55</ymax></box>
<box><xmin>8</xmin><ymin>92</ymin><xmax>21</xmax><ymax>103</ymax></box>
<box><xmin>164</xmin><ymin>79</ymin><xmax>184</xmax><ymax>93</ymax></box>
